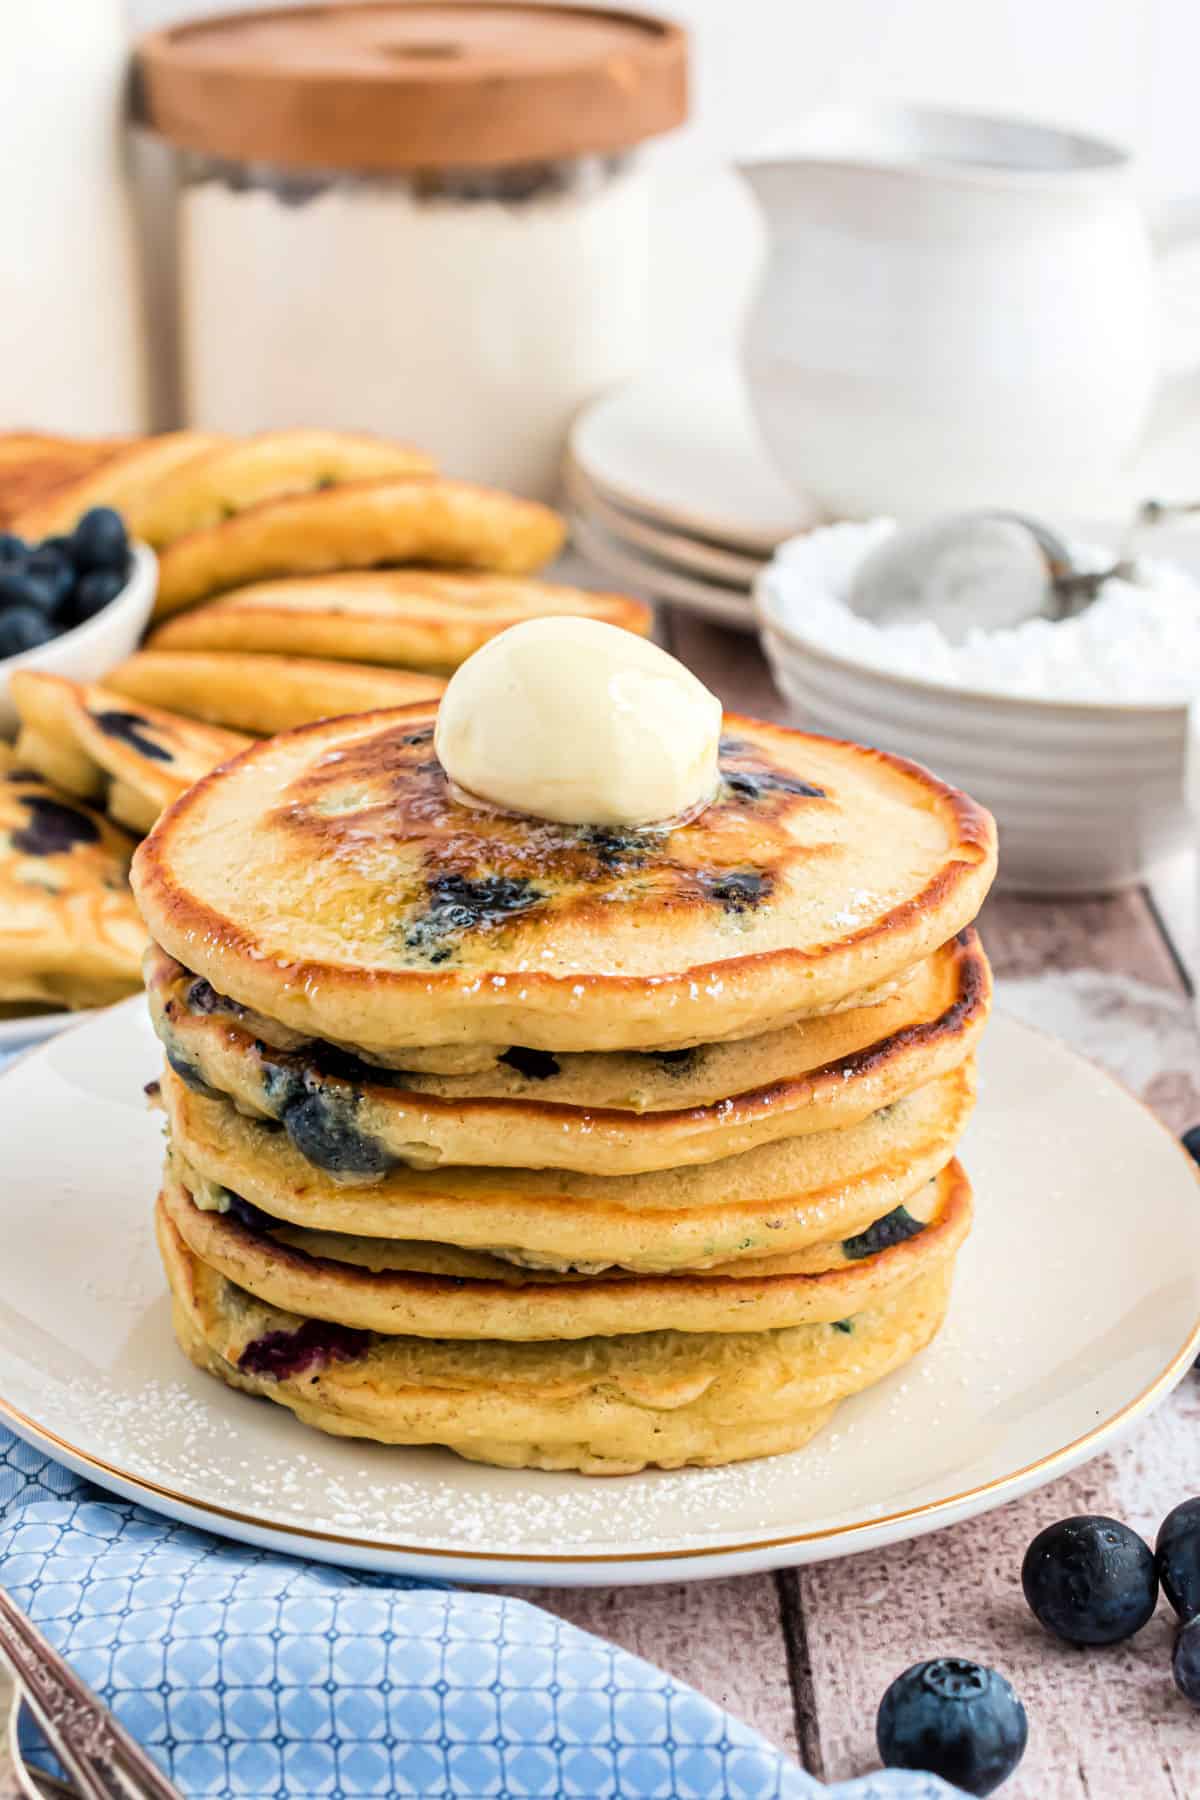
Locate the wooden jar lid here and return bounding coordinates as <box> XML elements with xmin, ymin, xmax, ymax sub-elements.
<box><xmin>135</xmin><ymin>2</ymin><xmax>688</xmax><ymax>171</ymax></box>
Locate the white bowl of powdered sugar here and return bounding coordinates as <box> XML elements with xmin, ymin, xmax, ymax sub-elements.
<box><xmin>756</xmin><ymin>518</ymin><xmax>1200</xmax><ymax>893</ymax></box>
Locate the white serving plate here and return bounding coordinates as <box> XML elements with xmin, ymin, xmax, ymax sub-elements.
<box><xmin>569</xmin><ymin>512</ymin><xmax>757</xmax><ymax>632</ymax></box>
<box><xmin>563</xmin><ymin>455</ymin><xmax>765</xmax><ymax>587</ymax></box>
<box><xmin>0</xmin><ymin>1000</ymin><xmax>1196</xmax><ymax>1586</ymax></box>
<box><xmin>0</xmin><ymin>1010</ymin><xmax>79</xmax><ymax>1057</ymax></box>
<box><xmin>568</xmin><ymin>360</ymin><xmax>812</xmax><ymax>555</ymax></box>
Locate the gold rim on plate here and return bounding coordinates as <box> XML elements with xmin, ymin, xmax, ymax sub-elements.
<box><xmin>1</xmin><ymin>1006</ymin><xmax>1198</xmax><ymax>1568</ymax></box>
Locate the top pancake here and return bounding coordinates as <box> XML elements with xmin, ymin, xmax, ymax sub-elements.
<box><xmin>132</xmin><ymin>704</ymin><xmax>997</xmax><ymax>1056</ymax></box>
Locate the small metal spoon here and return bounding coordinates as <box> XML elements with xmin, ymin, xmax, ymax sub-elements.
<box><xmin>848</xmin><ymin>510</ymin><xmax>1136</xmax><ymax>645</ymax></box>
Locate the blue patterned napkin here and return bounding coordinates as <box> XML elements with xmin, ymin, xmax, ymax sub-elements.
<box><xmin>0</xmin><ymin>1426</ymin><xmax>966</xmax><ymax>1800</ymax></box>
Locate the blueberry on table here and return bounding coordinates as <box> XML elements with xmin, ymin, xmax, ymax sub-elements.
<box><xmin>1181</xmin><ymin>1124</ymin><xmax>1200</xmax><ymax>1165</ymax></box>
<box><xmin>876</xmin><ymin>1658</ymin><xmax>1027</xmax><ymax>1796</ymax></box>
<box><xmin>1174</xmin><ymin>1617</ymin><xmax>1200</xmax><ymax>1705</ymax></box>
<box><xmin>69</xmin><ymin>567</ymin><xmax>126</xmax><ymax>624</ymax></box>
<box><xmin>69</xmin><ymin>506</ymin><xmax>128</xmax><ymax>574</ymax></box>
<box><xmin>0</xmin><ymin>605</ymin><xmax>54</xmax><ymax>658</ymax></box>
<box><xmin>0</xmin><ymin>567</ymin><xmax>55</xmax><ymax>615</ymax></box>
<box><xmin>1157</xmin><ymin>1497</ymin><xmax>1200</xmax><ymax>1621</ymax></box>
<box><xmin>0</xmin><ymin>532</ymin><xmax>26</xmax><ymax>566</ymax></box>
<box><xmin>1022</xmin><ymin>1515</ymin><xmax>1158</xmax><ymax>1644</ymax></box>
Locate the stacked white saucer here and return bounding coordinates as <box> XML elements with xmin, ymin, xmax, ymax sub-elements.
<box><xmin>565</xmin><ymin>359</ymin><xmax>816</xmax><ymax>630</ymax></box>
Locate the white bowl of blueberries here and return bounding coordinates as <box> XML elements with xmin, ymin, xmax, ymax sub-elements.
<box><xmin>0</xmin><ymin>507</ymin><xmax>156</xmax><ymax>735</ymax></box>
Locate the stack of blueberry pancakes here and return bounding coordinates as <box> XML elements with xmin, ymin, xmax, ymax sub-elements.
<box><xmin>132</xmin><ymin>686</ymin><xmax>997</xmax><ymax>1475</ymax></box>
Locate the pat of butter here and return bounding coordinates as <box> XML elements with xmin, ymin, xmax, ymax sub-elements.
<box><xmin>434</xmin><ymin>617</ymin><xmax>722</xmax><ymax>827</ymax></box>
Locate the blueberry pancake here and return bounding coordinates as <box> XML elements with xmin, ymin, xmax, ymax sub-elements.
<box><xmin>160</xmin><ymin>1155</ymin><xmax>971</xmax><ymax>1340</ymax></box>
<box><xmin>120</xmin><ymin>430</ymin><xmax>435</xmax><ymax>548</ymax></box>
<box><xmin>132</xmin><ymin>706</ymin><xmax>997</xmax><ymax>1059</ymax></box>
<box><xmin>0</xmin><ymin>745</ymin><xmax>145</xmax><ymax>1010</ymax></box>
<box><xmin>0</xmin><ymin>431</ymin><xmax>132</xmax><ymax>528</ymax></box>
<box><xmin>146</xmin><ymin>932</ymin><xmax>988</xmax><ymax>1176</ymax></box>
<box><xmin>148</xmin><ymin>569</ymin><xmax>651</xmax><ymax>670</ymax></box>
<box><xmin>106</xmin><ymin>651</ymin><xmax>446</xmax><ymax>737</ymax></box>
<box><xmin>143</xmin><ymin>952</ymin><xmax>919</xmax><ymax>1080</ymax></box>
<box><xmin>152</xmin><ymin>480</ymin><xmax>567</xmax><ymax>619</ymax></box>
<box><xmin>10</xmin><ymin>430</ymin><xmax>228</xmax><ymax>540</ymax></box>
<box><xmin>158</xmin><ymin>1198</ymin><xmax>957</xmax><ymax>1474</ymax></box>
<box><xmin>10</xmin><ymin>671</ymin><xmax>250</xmax><ymax>835</ymax></box>
<box><xmin>157</xmin><ymin>1060</ymin><xmax>975</xmax><ymax>1272</ymax></box>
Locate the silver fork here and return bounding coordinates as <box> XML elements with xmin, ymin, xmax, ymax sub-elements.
<box><xmin>8</xmin><ymin>1684</ymin><xmax>74</xmax><ymax>1799</ymax></box>
<box><xmin>0</xmin><ymin>1588</ymin><xmax>181</xmax><ymax>1800</ymax></box>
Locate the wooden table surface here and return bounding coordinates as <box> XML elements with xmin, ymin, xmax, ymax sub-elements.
<box><xmin>493</xmin><ymin>611</ymin><xmax>1200</xmax><ymax>1799</ymax></box>
<box><xmin>1</xmin><ymin>611</ymin><xmax>1197</xmax><ymax>1798</ymax></box>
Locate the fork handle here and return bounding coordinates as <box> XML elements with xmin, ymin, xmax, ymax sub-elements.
<box><xmin>0</xmin><ymin>1588</ymin><xmax>180</xmax><ymax>1800</ymax></box>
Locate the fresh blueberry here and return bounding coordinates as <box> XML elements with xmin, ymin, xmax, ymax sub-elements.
<box><xmin>0</xmin><ymin>567</ymin><xmax>54</xmax><ymax>614</ymax></box>
<box><xmin>1157</xmin><ymin>1497</ymin><xmax>1200</xmax><ymax>1621</ymax></box>
<box><xmin>69</xmin><ymin>506</ymin><xmax>129</xmax><ymax>574</ymax></box>
<box><xmin>25</xmin><ymin>545</ymin><xmax>74</xmax><ymax>614</ymax></box>
<box><xmin>876</xmin><ymin>1659</ymin><xmax>1027</xmax><ymax>1796</ymax></box>
<box><xmin>69</xmin><ymin>568</ymin><xmax>125</xmax><ymax>624</ymax></box>
<box><xmin>0</xmin><ymin>605</ymin><xmax>54</xmax><ymax>658</ymax></box>
<box><xmin>0</xmin><ymin>532</ymin><xmax>27</xmax><ymax>566</ymax></box>
<box><xmin>1022</xmin><ymin>1515</ymin><xmax>1158</xmax><ymax>1644</ymax></box>
<box><xmin>1182</xmin><ymin>1125</ymin><xmax>1200</xmax><ymax>1166</ymax></box>
<box><xmin>1174</xmin><ymin>1616</ymin><xmax>1200</xmax><ymax>1705</ymax></box>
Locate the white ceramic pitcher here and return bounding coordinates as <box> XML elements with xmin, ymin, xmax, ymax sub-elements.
<box><xmin>739</xmin><ymin>104</ymin><xmax>1194</xmax><ymax>520</ymax></box>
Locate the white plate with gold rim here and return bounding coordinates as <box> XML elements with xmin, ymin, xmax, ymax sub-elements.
<box><xmin>0</xmin><ymin>1008</ymin><xmax>78</xmax><ymax>1055</ymax></box>
<box><xmin>0</xmin><ymin>999</ymin><xmax>1197</xmax><ymax>1586</ymax></box>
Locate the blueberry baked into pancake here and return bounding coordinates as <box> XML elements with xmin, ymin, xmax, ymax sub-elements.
<box><xmin>134</xmin><ymin>619</ymin><xmax>998</xmax><ymax>1474</ymax></box>
<box><xmin>0</xmin><ymin>743</ymin><xmax>144</xmax><ymax>1013</ymax></box>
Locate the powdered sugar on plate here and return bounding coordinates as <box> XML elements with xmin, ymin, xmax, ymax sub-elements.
<box><xmin>764</xmin><ymin>518</ymin><xmax>1200</xmax><ymax>704</ymax></box>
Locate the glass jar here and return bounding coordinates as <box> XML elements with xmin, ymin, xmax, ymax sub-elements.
<box><xmin>135</xmin><ymin>4</ymin><xmax>688</xmax><ymax>500</ymax></box>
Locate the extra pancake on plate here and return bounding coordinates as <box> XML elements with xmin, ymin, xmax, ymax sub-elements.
<box><xmin>146</xmin><ymin>930</ymin><xmax>989</xmax><ymax>1175</ymax></box>
<box><xmin>157</xmin><ymin>1059</ymin><xmax>975</xmax><ymax>1272</ymax></box>
<box><xmin>119</xmin><ymin>429</ymin><xmax>435</xmax><ymax>547</ymax></box>
<box><xmin>158</xmin><ymin>1197</ymin><xmax>958</xmax><ymax>1474</ymax></box>
<box><xmin>10</xmin><ymin>671</ymin><xmax>249</xmax><ymax>834</ymax></box>
<box><xmin>147</xmin><ymin>569</ymin><xmax>652</xmax><ymax>670</ymax></box>
<box><xmin>160</xmin><ymin>1153</ymin><xmax>972</xmax><ymax>1340</ymax></box>
<box><xmin>0</xmin><ymin>744</ymin><xmax>145</xmax><ymax>1010</ymax></box>
<box><xmin>0</xmin><ymin>431</ymin><xmax>133</xmax><ymax>528</ymax></box>
<box><xmin>131</xmin><ymin>705</ymin><xmax>998</xmax><ymax>1060</ymax></box>
<box><xmin>151</xmin><ymin>480</ymin><xmax>567</xmax><ymax>619</ymax></box>
<box><xmin>106</xmin><ymin>651</ymin><xmax>447</xmax><ymax>736</ymax></box>
<box><xmin>9</xmin><ymin>430</ymin><xmax>229</xmax><ymax>539</ymax></box>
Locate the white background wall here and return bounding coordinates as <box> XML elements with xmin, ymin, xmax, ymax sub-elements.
<box><xmin>129</xmin><ymin>0</ymin><xmax>1200</xmax><ymax>366</ymax></box>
